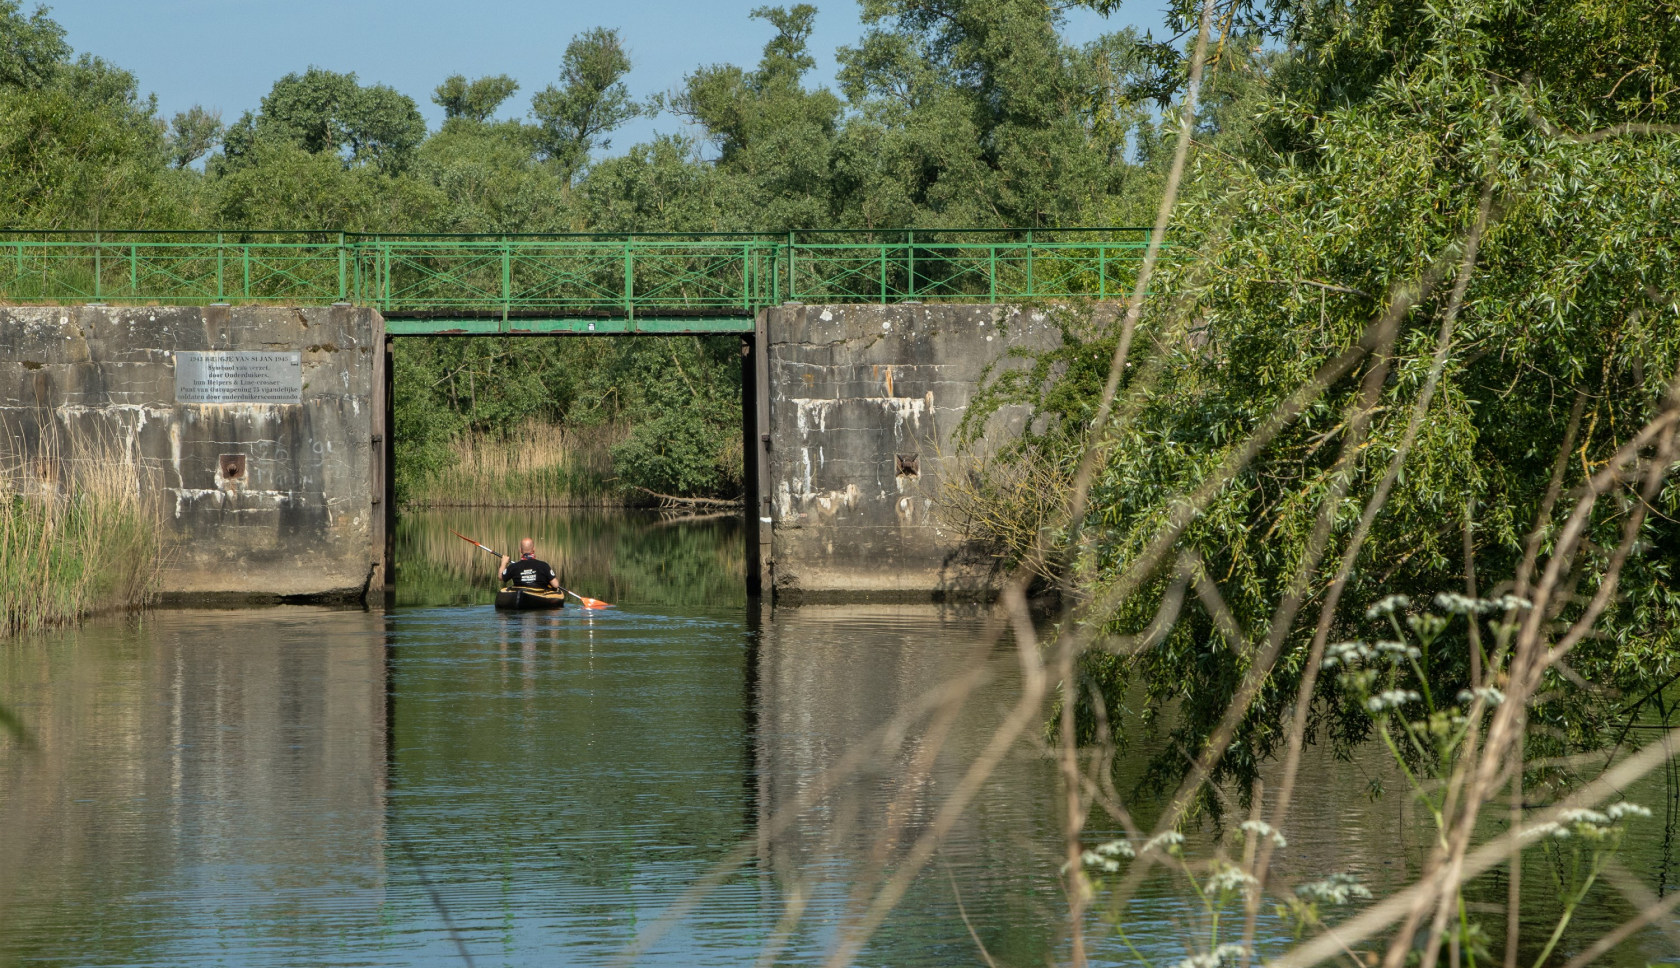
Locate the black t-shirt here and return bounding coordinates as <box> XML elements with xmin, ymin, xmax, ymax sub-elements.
<box><xmin>501</xmin><ymin>556</ymin><xmax>556</xmax><ymax>589</ymax></box>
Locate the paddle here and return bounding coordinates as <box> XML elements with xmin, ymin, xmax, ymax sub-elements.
<box><xmin>450</xmin><ymin>530</ymin><xmax>613</xmax><ymax>609</ymax></box>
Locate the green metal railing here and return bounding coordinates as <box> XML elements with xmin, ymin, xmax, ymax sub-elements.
<box><xmin>0</xmin><ymin>228</ymin><xmax>1156</xmax><ymax>333</ymax></box>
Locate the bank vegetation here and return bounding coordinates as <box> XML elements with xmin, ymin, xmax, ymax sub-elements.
<box><xmin>0</xmin><ymin>428</ymin><xmax>164</xmax><ymax>632</ymax></box>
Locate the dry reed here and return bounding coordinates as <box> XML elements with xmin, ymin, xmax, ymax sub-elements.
<box><xmin>410</xmin><ymin>419</ymin><xmax>625</xmax><ymax>508</ymax></box>
<box><xmin>0</xmin><ymin>424</ymin><xmax>165</xmax><ymax>633</ymax></box>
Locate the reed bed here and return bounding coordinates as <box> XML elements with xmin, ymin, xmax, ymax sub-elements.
<box><xmin>410</xmin><ymin>420</ymin><xmax>626</xmax><ymax>508</ymax></box>
<box><xmin>0</xmin><ymin>428</ymin><xmax>165</xmax><ymax>633</ymax></box>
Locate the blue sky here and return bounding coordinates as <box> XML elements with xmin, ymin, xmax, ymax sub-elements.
<box><xmin>49</xmin><ymin>0</ymin><xmax>1167</xmax><ymax>149</ymax></box>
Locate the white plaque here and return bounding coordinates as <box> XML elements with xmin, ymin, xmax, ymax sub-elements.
<box><xmin>175</xmin><ymin>351</ymin><xmax>302</xmax><ymax>404</ymax></box>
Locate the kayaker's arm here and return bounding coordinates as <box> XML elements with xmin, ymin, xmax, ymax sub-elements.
<box><xmin>499</xmin><ymin>554</ymin><xmax>511</xmax><ymax>582</ymax></box>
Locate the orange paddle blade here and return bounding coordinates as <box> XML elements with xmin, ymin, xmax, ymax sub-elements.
<box><xmin>566</xmin><ymin>589</ymin><xmax>612</xmax><ymax>609</ymax></box>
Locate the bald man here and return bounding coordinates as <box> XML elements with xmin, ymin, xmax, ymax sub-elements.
<box><xmin>499</xmin><ymin>538</ymin><xmax>559</xmax><ymax>591</ymax></box>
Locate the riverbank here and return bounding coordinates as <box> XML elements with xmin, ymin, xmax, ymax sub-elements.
<box><xmin>0</xmin><ymin>436</ymin><xmax>164</xmax><ymax>632</ymax></box>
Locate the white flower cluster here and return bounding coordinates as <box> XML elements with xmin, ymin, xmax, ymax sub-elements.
<box><xmin>1081</xmin><ymin>839</ymin><xmax>1136</xmax><ymax>872</ymax></box>
<box><xmin>1407</xmin><ymin>613</ymin><xmax>1449</xmax><ymax>639</ymax></box>
<box><xmin>1322</xmin><ymin>641</ymin><xmax>1373</xmax><ymax>669</ymax></box>
<box><xmin>1432</xmin><ymin>593</ymin><xmax>1481</xmax><ymax>615</ymax></box>
<box><xmin>1141</xmin><ymin>831</ymin><xmax>1185</xmax><ymax>855</ymax></box>
<box><xmin>1324</xmin><ymin>640</ymin><xmax>1422</xmax><ymax>670</ymax></box>
<box><xmin>1172</xmin><ymin>944</ymin><xmax>1249</xmax><ymax>968</ymax></box>
<box><xmin>1529</xmin><ymin>802</ymin><xmax>1649</xmax><ymax>841</ymax></box>
<box><xmin>1375</xmin><ymin>639</ymin><xmax>1422</xmax><ymax>661</ymax></box>
<box><xmin>1433</xmin><ymin>592</ymin><xmax>1534</xmax><ymax>614</ymax></box>
<box><xmin>1296</xmin><ymin>873</ymin><xmax>1373</xmax><ymax>905</ymax></box>
<box><xmin>1366</xmin><ymin>594</ymin><xmax>1411</xmax><ymax>619</ymax></box>
<box><xmin>1366</xmin><ymin>689</ymin><xmax>1422</xmax><ymax>712</ymax></box>
<box><xmin>1607</xmin><ymin>801</ymin><xmax>1653</xmax><ymax>820</ymax></box>
<box><xmin>1455</xmin><ymin>686</ymin><xmax>1505</xmax><ymax>707</ymax></box>
<box><xmin>1207</xmin><ymin>863</ymin><xmax>1259</xmax><ymax>893</ymax></box>
<box><xmin>1239</xmin><ymin>819</ymin><xmax>1287</xmax><ymax>848</ymax></box>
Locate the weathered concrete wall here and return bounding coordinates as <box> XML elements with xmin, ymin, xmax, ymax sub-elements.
<box><xmin>763</xmin><ymin>303</ymin><xmax>1074</xmax><ymax>601</ymax></box>
<box><xmin>0</xmin><ymin>307</ymin><xmax>382</xmax><ymax>600</ymax></box>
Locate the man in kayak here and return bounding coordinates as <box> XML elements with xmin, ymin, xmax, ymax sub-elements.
<box><xmin>500</xmin><ymin>538</ymin><xmax>560</xmax><ymax>591</ymax></box>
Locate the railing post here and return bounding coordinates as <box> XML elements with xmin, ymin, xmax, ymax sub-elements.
<box><xmin>501</xmin><ymin>236</ymin><xmax>511</xmax><ymax>332</ymax></box>
<box><xmin>1025</xmin><ymin>229</ymin><xmax>1034</xmax><ymax>297</ymax></box>
<box><xmin>1098</xmin><ymin>245</ymin><xmax>1106</xmax><ymax>299</ymax></box>
<box><xmin>216</xmin><ymin>232</ymin><xmax>225</xmax><ymax>302</ymax></box>
<box><xmin>624</xmin><ymin>236</ymin><xmax>634</xmax><ymax>331</ymax></box>
<box><xmin>786</xmin><ymin>231</ymin><xmax>795</xmax><ymax>302</ymax></box>
<box><xmin>906</xmin><ymin>229</ymin><xmax>915</xmax><ymax>300</ymax></box>
<box><xmin>989</xmin><ymin>246</ymin><xmax>997</xmax><ymax>302</ymax></box>
<box><xmin>242</xmin><ymin>242</ymin><xmax>250</xmax><ymax>299</ymax></box>
<box><xmin>338</xmin><ymin>232</ymin><xmax>347</xmax><ymax>302</ymax></box>
<box><xmin>93</xmin><ymin>231</ymin><xmax>102</xmax><ymax>301</ymax></box>
<box><xmin>129</xmin><ymin>244</ymin><xmax>137</xmax><ymax>296</ymax></box>
<box><xmin>880</xmin><ymin>245</ymin><xmax>888</xmax><ymax>304</ymax></box>
<box><xmin>742</xmin><ymin>241</ymin><xmax>751</xmax><ymax>312</ymax></box>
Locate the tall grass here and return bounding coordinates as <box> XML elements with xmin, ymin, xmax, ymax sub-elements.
<box><xmin>0</xmin><ymin>427</ymin><xmax>164</xmax><ymax>632</ymax></box>
<box><xmin>409</xmin><ymin>420</ymin><xmax>627</xmax><ymax>508</ymax></box>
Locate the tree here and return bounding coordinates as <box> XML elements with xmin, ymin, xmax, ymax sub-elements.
<box><xmin>432</xmin><ymin>73</ymin><xmax>519</xmax><ymax>123</ymax></box>
<box><xmin>530</xmin><ymin>28</ymin><xmax>640</xmax><ymax>178</ymax></box>
<box><xmin>954</xmin><ymin>0</ymin><xmax>1680</xmax><ymax>803</ymax></box>
<box><xmin>0</xmin><ymin>0</ymin><xmax>66</xmax><ymax>89</ymax></box>
<box><xmin>416</xmin><ymin>117</ymin><xmax>567</xmax><ymax>233</ymax></box>
<box><xmin>0</xmin><ymin>38</ymin><xmax>181</xmax><ymax>230</ymax></box>
<box><xmin>166</xmin><ymin>105</ymin><xmax>223</xmax><ymax>168</ymax></box>
<box><xmin>219</xmin><ymin>67</ymin><xmax>426</xmax><ymax>174</ymax></box>
<box><xmin>339</xmin><ymin>81</ymin><xmax>425</xmax><ymax>172</ymax></box>
<box><xmin>670</xmin><ymin>6</ymin><xmax>843</xmax><ymax>228</ymax></box>
<box><xmin>833</xmin><ymin>0</ymin><xmax>1140</xmax><ymax>226</ymax></box>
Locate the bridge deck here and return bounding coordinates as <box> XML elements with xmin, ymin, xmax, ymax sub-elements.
<box><xmin>0</xmin><ymin>229</ymin><xmax>1153</xmax><ymax>334</ymax></box>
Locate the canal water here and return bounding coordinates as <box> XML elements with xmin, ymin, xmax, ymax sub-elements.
<box><xmin>1</xmin><ymin>510</ymin><xmax>1675</xmax><ymax>966</ymax></box>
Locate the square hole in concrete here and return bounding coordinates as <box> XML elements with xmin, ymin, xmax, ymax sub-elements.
<box><xmin>219</xmin><ymin>454</ymin><xmax>246</xmax><ymax>482</ymax></box>
<box><xmin>895</xmin><ymin>453</ymin><xmax>920</xmax><ymax>477</ymax></box>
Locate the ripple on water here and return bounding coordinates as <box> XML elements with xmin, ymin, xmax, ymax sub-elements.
<box><xmin>2</xmin><ymin>510</ymin><xmax>1674</xmax><ymax>966</ymax></box>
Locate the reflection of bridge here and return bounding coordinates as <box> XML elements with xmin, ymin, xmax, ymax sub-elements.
<box><xmin>0</xmin><ymin>228</ymin><xmax>1153</xmax><ymax>334</ymax></box>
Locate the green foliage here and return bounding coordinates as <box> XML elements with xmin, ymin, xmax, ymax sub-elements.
<box><xmin>958</xmin><ymin>0</ymin><xmax>1680</xmax><ymax>801</ymax></box>
<box><xmin>432</xmin><ymin>73</ymin><xmax>519</xmax><ymax>123</ymax></box>
<box><xmin>603</xmin><ymin>337</ymin><xmax>745</xmax><ymax>497</ymax></box>
<box><xmin>392</xmin><ymin>334</ymin><xmax>743</xmax><ymax>503</ymax></box>
<box><xmin>165</xmin><ymin>105</ymin><xmax>223</xmax><ymax>169</ymax></box>
<box><xmin>219</xmin><ymin>67</ymin><xmax>426</xmax><ymax>175</ymax></box>
<box><xmin>834</xmin><ymin>0</ymin><xmax>1147</xmax><ymax>226</ymax></box>
<box><xmin>0</xmin><ymin>0</ymin><xmax>67</xmax><ymax>90</ymax></box>
<box><xmin>530</xmin><ymin>28</ymin><xmax>640</xmax><ymax>179</ymax></box>
<box><xmin>0</xmin><ymin>4</ymin><xmax>1177</xmax><ymax>233</ymax></box>
<box><xmin>0</xmin><ymin>46</ymin><xmax>183</xmax><ymax>229</ymax></box>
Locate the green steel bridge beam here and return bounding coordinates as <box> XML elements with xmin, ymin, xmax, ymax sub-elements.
<box><xmin>0</xmin><ymin>228</ymin><xmax>1159</xmax><ymax>334</ymax></box>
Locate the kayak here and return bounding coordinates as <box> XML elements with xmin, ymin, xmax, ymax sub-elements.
<box><xmin>495</xmin><ymin>587</ymin><xmax>566</xmax><ymax>610</ymax></box>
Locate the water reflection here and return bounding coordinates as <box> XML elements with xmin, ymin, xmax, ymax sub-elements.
<box><xmin>394</xmin><ymin>508</ymin><xmax>744</xmax><ymax>609</ymax></box>
<box><xmin>1</xmin><ymin>510</ymin><xmax>1675</xmax><ymax>966</ymax></box>
<box><xmin>0</xmin><ymin>607</ymin><xmax>387</xmax><ymax>966</ymax></box>
<box><xmin>752</xmin><ymin>604</ymin><xmax>1063</xmax><ymax>966</ymax></box>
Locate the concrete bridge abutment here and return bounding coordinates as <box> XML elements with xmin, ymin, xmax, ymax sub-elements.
<box><xmin>752</xmin><ymin>303</ymin><xmax>1073</xmax><ymax>602</ymax></box>
<box><xmin>0</xmin><ymin>306</ymin><xmax>385</xmax><ymax>602</ymax></box>
<box><xmin>0</xmin><ymin>302</ymin><xmax>1095</xmax><ymax>603</ymax></box>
